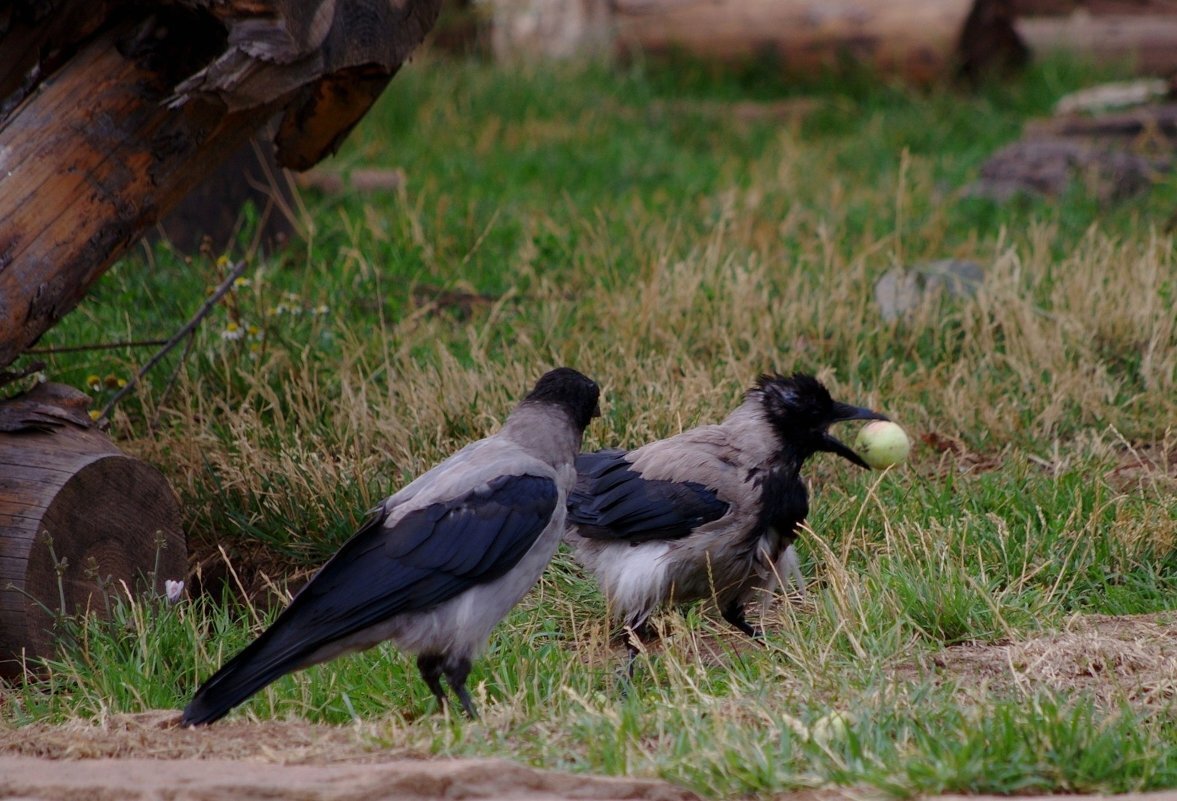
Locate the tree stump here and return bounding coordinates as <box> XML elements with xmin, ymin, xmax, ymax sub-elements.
<box><xmin>0</xmin><ymin>384</ymin><xmax>186</xmax><ymax>678</ymax></box>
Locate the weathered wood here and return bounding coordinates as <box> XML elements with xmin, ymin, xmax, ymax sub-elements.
<box><xmin>0</xmin><ymin>19</ymin><xmax>264</xmax><ymax>370</ymax></box>
<box><xmin>0</xmin><ymin>1</ymin><xmax>442</xmax><ymax>370</ymax></box>
<box><xmin>0</xmin><ymin>384</ymin><xmax>186</xmax><ymax>678</ymax></box>
<box><xmin>153</xmin><ymin>132</ymin><xmax>299</xmax><ymax>255</ymax></box>
<box><xmin>959</xmin><ymin>0</ymin><xmax>1030</xmax><ymax>79</ymax></box>
<box><xmin>1010</xmin><ymin>0</ymin><xmax>1177</xmax><ymax>15</ymax></box>
<box><xmin>1014</xmin><ymin>9</ymin><xmax>1177</xmax><ymax>74</ymax></box>
<box><xmin>0</xmin><ymin>1</ymin><xmax>115</xmax><ymax>117</ymax></box>
<box><xmin>611</xmin><ymin>0</ymin><xmax>978</xmax><ymax>85</ymax></box>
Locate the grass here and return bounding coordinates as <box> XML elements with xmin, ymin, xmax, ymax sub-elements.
<box><xmin>3</xmin><ymin>50</ymin><xmax>1177</xmax><ymax>797</ymax></box>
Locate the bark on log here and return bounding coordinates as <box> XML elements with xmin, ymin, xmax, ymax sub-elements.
<box><xmin>1010</xmin><ymin>0</ymin><xmax>1177</xmax><ymax>15</ymax></box>
<box><xmin>153</xmin><ymin>131</ymin><xmax>299</xmax><ymax>255</ymax></box>
<box><xmin>0</xmin><ymin>384</ymin><xmax>186</xmax><ymax>678</ymax></box>
<box><xmin>0</xmin><ymin>1</ymin><xmax>442</xmax><ymax>371</ymax></box>
<box><xmin>611</xmin><ymin>0</ymin><xmax>980</xmax><ymax>85</ymax></box>
<box><xmin>0</xmin><ymin>18</ymin><xmax>265</xmax><ymax>371</ymax></box>
<box><xmin>1014</xmin><ymin>13</ymin><xmax>1177</xmax><ymax>74</ymax></box>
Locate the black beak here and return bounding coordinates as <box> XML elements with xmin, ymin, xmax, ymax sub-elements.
<box><xmin>820</xmin><ymin>402</ymin><xmax>889</xmax><ymax>470</ymax></box>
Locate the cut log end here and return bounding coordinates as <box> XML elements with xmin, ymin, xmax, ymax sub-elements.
<box><xmin>0</xmin><ymin>385</ymin><xmax>186</xmax><ymax>677</ymax></box>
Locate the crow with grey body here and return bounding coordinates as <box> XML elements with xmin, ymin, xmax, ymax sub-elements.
<box><xmin>565</xmin><ymin>373</ymin><xmax>886</xmax><ymax>665</ymax></box>
<box><xmin>182</xmin><ymin>367</ymin><xmax>600</xmax><ymax>725</ymax></box>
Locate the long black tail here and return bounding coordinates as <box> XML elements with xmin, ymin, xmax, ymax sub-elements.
<box><xmin>181</xmin><ymin>622</ymin><xmax>311</xmax><ymax>726</ymax></box>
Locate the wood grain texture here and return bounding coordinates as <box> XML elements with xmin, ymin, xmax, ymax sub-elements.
<box><xmin>0</xmin><ymin>387</ymin><xmax>186</xmax><ymax>677</ymax></box>
<box><xmin>0</xmin><ymin>1</ymin><xmax>442</xmax><ymax>369</ymax></box>
<box><xmin>0</xmin><ymin>19</ymin><xmax>264</xmax><ymax>368</ymax></box>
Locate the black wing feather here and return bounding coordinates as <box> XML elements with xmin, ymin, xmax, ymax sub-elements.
<box><xmin>182</xmin><ymin>473</ymin><xmax>557</xmax><ymax>725</ymax></box>
<box><xmin>567</xmin><ymin>450</ymin><xmax>729</xmax><ymax>542</ymax></box>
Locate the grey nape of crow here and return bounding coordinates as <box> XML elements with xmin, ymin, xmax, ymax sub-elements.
<box><xmin>564</xmin><ymin>372</ymin><xmax>886</xmax><ymax>664</ymax></box>
<box><xmin>182</xmin><ymin>367</ymin><xmax>600</xmax><ymax>726</ymax></box>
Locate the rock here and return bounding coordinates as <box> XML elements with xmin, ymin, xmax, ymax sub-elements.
<box><xmin>874</xmin><ymin>260</ymin><xmax>984</xmax><ymax>322</ymax></box>
<box><xmin>965</xmin><ymin>138</ymin><xmax>1169</xmax><ymax>202</ymax></box>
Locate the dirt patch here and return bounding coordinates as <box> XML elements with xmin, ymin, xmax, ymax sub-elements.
<box><xmin>912</xmin><ymin>612</ymin><xmax>1177</xmax><ymax>706</ymax></box>
<box><xmin>7</xmin><ymin>614</ymin><xmax>1177</xmax><ymax>799</ymax></box>
<box><xmin>1104</xmin><ymin>441</ymin><xmax>1177</xmax><ymax>494</ymax></box>
<box><xmin>0</xmin><ymin>711</ymin><xmax>703</xmax><ymax>801</ymax></box>
<box><xmin>0</xmin><ymin>711</ymin><xmax>388</xmax><ymax>763</ymax></box>
<box><xmin>0</xmin><ymin>752</ymin><xmax>698</xmax><ymax>801</ymax></box>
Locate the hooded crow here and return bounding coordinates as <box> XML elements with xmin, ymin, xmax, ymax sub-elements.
<box><xmin>564</xmin><ymin>373</ymin><xmax>886</xmax><ymax>663</ymax></box>
<box><xmin>182</xmin><ymin>367</ymin><xmax>600</xmax><ymax>725</ymax></box>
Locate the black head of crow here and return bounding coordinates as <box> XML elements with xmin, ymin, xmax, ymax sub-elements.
<box><xmin>522</xmin><ymin>366</ymin><xmax>602</xmax><ymax>432</ymax></box>
<box><xmin>564</xmin><ymin>372</ymin><xmax>886</xmax><ymax>670</ymax></box>
<box><xmin>752</xmin><ymin>372</ymin><xmax>887</xmax><ymax>469</ymax></box>
<box><xmin>181</xmin><ymin>367</ymin><xmax>599</xmax><ymax>725</ymax></box>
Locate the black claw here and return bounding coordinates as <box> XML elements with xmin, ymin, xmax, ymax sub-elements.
<box><xmin>622</xmin><ymin>616</ymin><xmax>653</xmax><ymax>681</ymax></box>
<box><xmin>721</xmin><ymin>602</ymin><xmax>758</xmax><ymax>638</ymax></box>
<box><xmin>417</xmin><ymin>653</ymin><xmax>448</xmax><ymax>713</ymax></box>
<box><xmin>444</xmin><ymin>658</ymin><xmax>478</xmax><ymax>720</ymax></box>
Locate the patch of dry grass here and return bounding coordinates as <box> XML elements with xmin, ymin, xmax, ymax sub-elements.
<box><xmin>7</xmin><ymin>57</ymin><xmax>1177</xmax><ymax>797</ymax></box>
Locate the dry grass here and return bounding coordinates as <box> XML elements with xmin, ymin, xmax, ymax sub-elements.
<box><xmin>7</xmin><ymin>58</ymin><xmax>1177</xmax><ymax>797</ymax></box>
<box><xmin>919</xmin><ymin>612</ymin><xmax>1177</xmax><ymax>709</ymax></box>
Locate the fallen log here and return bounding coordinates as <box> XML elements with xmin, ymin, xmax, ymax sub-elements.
<box><xmin>0</xmin><ymin>384</ymin><xmax>186</xmax><ymax>678</ymax></box>
<box><xmin>1015</xmin><ymin>12</ymin><xmax>1177</xmax><ymax>74</ymax></box>
<box><xmin>612</xmin><ymin>0</ymin><xmax>979</xmax><ymax>85</ymax></box>
<box><xmin>0</xmin><ymin>17</ymin><xmax>261</xmax><ymax>371</ymax></box>
<box><xmin>488</xmin><ymin>0</ymin><xmax>1027</xmax><ymax>83</ymax></box>
<box><xmin>1010</xmin><ymin>0</ymin><xmax>1177</xmax><ymax>15</ymax></box>
<box><xmin>0</xmin><ymin>0</ymin><xmax>442</xmax><ymax>370</ymax></box>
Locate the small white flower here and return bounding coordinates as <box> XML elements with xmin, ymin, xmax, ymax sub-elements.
<box><xmin>164</xmin><ymin>579</ymin><xmax>185</xmax><ymax>603</ymax></box>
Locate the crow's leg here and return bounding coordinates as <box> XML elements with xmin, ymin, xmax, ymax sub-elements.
<box><xmin>722</xmin><ymin>601</ymin><xmax>760</xmax><ymax>638</ymax></box>
<box><xmin>443</xmin><ymin>657</ymin><xmax>478</xmax><ymax>720</ymax></box>
<box><xmin>624</xmin><ymin>616</ymin><xmax>653</xmax><ymax>680</ymax></box>
<box><xmin>417</xmin><ymin>653</ymin><xmax>448</xmax><ymax>713</ymax></box>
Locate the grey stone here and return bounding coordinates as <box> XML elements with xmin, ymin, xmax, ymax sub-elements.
<box><xmin>875</xmin><ymin>260</ymin><xmax>984</xmax><ymax>322</ymax></box>
<box><xmin>965</xmin><ymin>138</ymin><xmax>1169</xmax><ymax>202</ymax></box>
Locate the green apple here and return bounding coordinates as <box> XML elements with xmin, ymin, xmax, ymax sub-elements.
<box><xmin>854</xmin><ymin>420</ymin><xmax>910</xmax><ymax>469</ymax></box>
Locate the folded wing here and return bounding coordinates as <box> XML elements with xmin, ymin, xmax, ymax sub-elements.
<box><xmin>568</xmin><ymin>450</ymin><xmax>729</xmax><ymax>542</ymax></box>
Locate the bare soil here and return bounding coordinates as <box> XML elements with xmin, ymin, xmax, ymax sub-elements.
<box><xmin>0</xmin><ymin>711</ymin><xmax>697</xmax><ymax>801</ymax></box>
<box><xmin>4</xmin><ymin>614</ymin><xmax>1177</xmax><ymax>800</ymax></box>
<box><xmin>908</xmin><ymin>611</ymin><xmax>1177</xmax><ymax>708</ymax></box>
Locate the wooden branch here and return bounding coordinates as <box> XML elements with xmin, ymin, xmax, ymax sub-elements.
<box><xmin>96</xmin><ymin>261</ymin><xmax>248</xmax><ymax>423</ymax></box>
<box><xmin>1025</xmin><ymin>103</ymin><xmax>1177</xmax><ymax>139</ymax></box>
<box><xmin>24</xmin><ymin>339</ymin><xmax>171</xmax><ymax>355</ymax></box>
